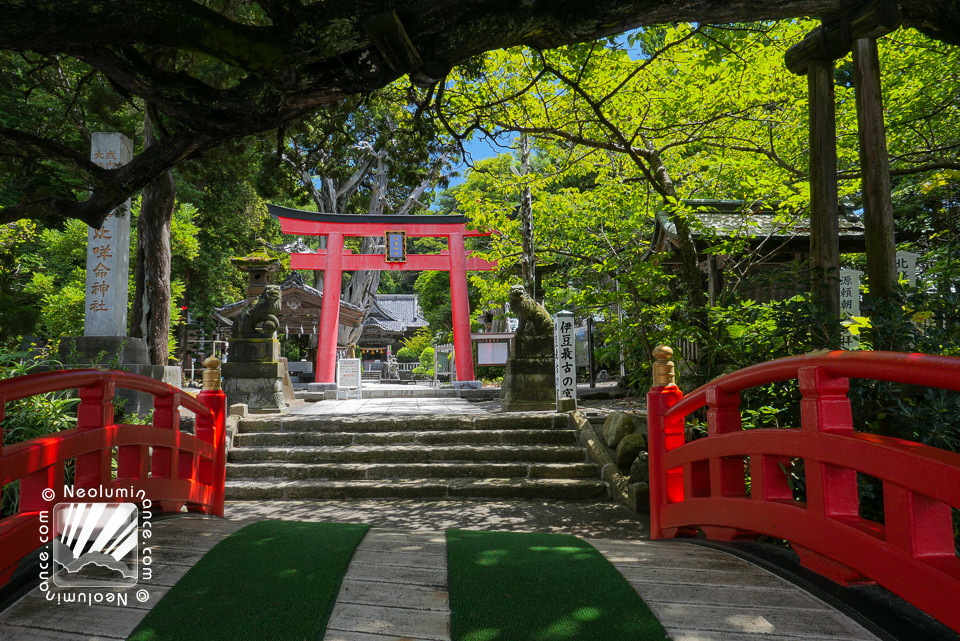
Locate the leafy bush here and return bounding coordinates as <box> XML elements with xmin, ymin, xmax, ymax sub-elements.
<box><xmin>395</xmin><ymin>346</ymin><xmax>420</xmax><ymax>362</ymax></box>
<box><xmin>401</xmin><ymin>329</ymin><xmax>434</xmax><ymax>355</ymax></box>
<box><xmin>420</xmin><ymin>347</ymin><xmax>435</xmax><ymax>369</ymax></box>
<box><xmin>411</xmin><ymin>365</ymin><xmax>434</xmax><ymax>379</ymax></box>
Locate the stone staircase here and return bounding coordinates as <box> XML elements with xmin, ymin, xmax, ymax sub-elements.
<box><xmin>225</xmin><ymin>413</ymin><xmax>607</xmax><ymax>500</ymax></box>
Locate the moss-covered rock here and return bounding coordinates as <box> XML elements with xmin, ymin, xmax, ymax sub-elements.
<box><xmin>615</xmin><ymin>432</ymin><xmax>647</xmax><ymax>468</ymax></box>
<box><xmin>629</xmin><ymin>451</ymin><xmax>649</xmax><ymax>483</ymax></box>
<box><xmin>626</xmin><ymin>481</ymin><xmax>650</xmax><ymax>512</ymax></box>
<box><xmin>602</xmin><ymin>411</ymin><xmax>642</xmax><ymax>448</ymax></box>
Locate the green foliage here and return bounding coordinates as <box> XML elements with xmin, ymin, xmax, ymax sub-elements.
<box><xmin>401</xmin><ymin>329</ymin><xmax>434</xmax><ymax>355</ymax></box>
<box><xmin>395</xmin><ymin>346</ymin><xmax>419</xmax><ymax>362</ymax></box>
<box><xmin>414</xmin><ymin>271</ymin><xmax>453</xmax><ymax>334</ymax></box>
<box><xmin>22</xmin><ymin>219</ymin><xmax>89</xmax><ymax>339</ymax></box>
<box><xmin>10</xmin><ymin>198</ymin><xmax>202</xmax><ymax>353</ymax></box>
<box><xmin>0</xmin><ymin>345</ymin><xmax>79</xmax><ymax>517</ymax></box>
<box><xmin>411</xmin><ymin>364</ymin><xmax>435</xmax><ymax>379</ymax></box>
<box><xmin>0</xmin><ymin>220</ymin><xmax>42</xmax><ymax>342</ymax></box>
<box><xmin>420</xmin><ymin>347</ymin><xmax>436</xmax><ymax>369</ymax></box>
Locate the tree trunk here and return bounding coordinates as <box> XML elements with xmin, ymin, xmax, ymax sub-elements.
<box><xmin>644</xmin><ymin>139</ymin><xmax>707</xmax><ymax>312</ymax></box>
<box><xmin>853</xmin><ymin>37</ymin><xmax>896</xmax><ymax>301</ymax></box>
<box><xmin>131</xmin><ymin>109</ymin><xmax>175</xmax><ymax>366</ymax></box>
<box><xmin>518</xmin><ymin>135</ymin><xmax>536</xmax><ymax>298</ymax></box>
<box><xmin>807</xmin><ymin>59</ymin><xmax>841</xmax><ymax>346</ymax></box>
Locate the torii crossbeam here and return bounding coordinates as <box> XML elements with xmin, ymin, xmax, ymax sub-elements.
<box><xmin>269</xmin><ymin>205</ymin><xmax>497</xmax><ymax>385</ymax></box>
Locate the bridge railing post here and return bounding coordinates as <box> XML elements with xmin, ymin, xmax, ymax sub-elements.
<box><xmin>74</xmin><ymin>379</ymin><xmax>115</xmax><ymax>488</ymax></box>
<box><xmin>794</xmin><ymin>365</ymin><xmax>866</xmax><ymax>582</ymax></box>
<box><xmin>647</xmin><ymin>345</ymin><xmax>685</xmax><ymax>539</ymax></box>
<box><xmin>196</xmin><ymin>356</ymin><xmax>227</xmax><ymax>516</ymax></box>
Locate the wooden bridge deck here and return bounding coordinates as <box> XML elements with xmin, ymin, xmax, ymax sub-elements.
<box><xmin>0</xmin><ymin>514</ymin><xmax>883</xmax><ymax>641</ymax></box>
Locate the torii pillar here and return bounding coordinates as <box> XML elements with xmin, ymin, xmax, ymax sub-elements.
<box><xmin>269</xmin><ymin>206</ymin><xmax>496</xmax><ymax>387</ymax></box>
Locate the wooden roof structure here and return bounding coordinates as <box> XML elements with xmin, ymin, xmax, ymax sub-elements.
<box><xmin>651</xmin><ymin>199</ymin><xmax>866</xmax><ymax>264</ymax></box>
<box><xmin>215</xmin><ymin>272</ymin><xmax>364</xmax><ymax>338</ymax></box>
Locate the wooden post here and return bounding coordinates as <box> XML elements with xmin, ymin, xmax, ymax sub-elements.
<box><xmin>647</xmin><ymin>345</ymin><xmax>685</xmax><ymax>540</ymax></box>
<box><xmin>197</xmin><ymin>355</ymin><xmax>227</xmax><ymax>516</ymax></box>
<box><xmin>447</xmin><ymin>233</ymin><xmax>476</xmax><ymax>384</ymax></box>
<box><xmin>808</xmin><ymin>59</ymin><xmax>841</xmax><ymax>324</ymax></box>
<box><xmin>853</xmin><ymin>37</ymin><xmax>896</xmax><ymax>299</ymax></box>
<box><xmin>316</xmin><ymin>232</ymin><xmax>344</xmax><ymax>383</ymax></box>
<box><xmin>785</xmin><ymin>3</ymin><xmax>901</xmax><ymax>338</ymax></box>
<box><xmin>586</xmin><ymin>316</ymin><xmax>596</xmax><ymax>388</ymax></box>
<box><xmin>652</xmin><ymin>344</ymin><xmax>675</xmax><ymax>387</ymax></box>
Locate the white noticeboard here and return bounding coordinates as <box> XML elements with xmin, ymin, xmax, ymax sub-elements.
<box><xmin>477</xmin><ymin>341</ymin><xmax>509</xmax><ymax>366</ymax></box>
<box><xmin>553</xmin><ymin>311</ymin><xmax>577</xmax><ymax>405</ymax></box>
<box><xmin>336</xmin><ymin>358</ymin><xmax>362</xmax><ymax>399</ymax></box>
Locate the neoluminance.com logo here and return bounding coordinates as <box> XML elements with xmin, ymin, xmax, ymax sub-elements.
<box><xmin>52</xmin><ymin>503</ymin><xmax>139</xmax><ymax>588</ymax></box>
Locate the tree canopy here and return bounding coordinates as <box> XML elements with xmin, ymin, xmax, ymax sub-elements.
<box><xmin>2</xmin><ymin>0</ymin><xmax>959</xmax><ymax>227</ymax></box>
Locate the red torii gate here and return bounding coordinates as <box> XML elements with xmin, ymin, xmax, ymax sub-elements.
<box><xmin>269</xmin><ymin>205</ymin><xmax>496</xmax><ymax>385</ymax></box>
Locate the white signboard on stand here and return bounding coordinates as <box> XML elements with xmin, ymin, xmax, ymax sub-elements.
<box><xmin>336</xmin><ymin>358</ymin><xmax>362</xmax><ymax>399</ymax></box>
<box><xmin>553</xmin><ymin>311</ymin><xmax>576</xmax><ymax>405</ymax></box>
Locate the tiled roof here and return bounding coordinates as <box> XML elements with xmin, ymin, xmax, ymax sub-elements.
<box><xmin>366</xmin><ymin>294</ymin><xmax>428</xmax><ymax>333</ymax></box>
<box><xmin>656</xmin><ymin>200</ymin><xmax>864</xmax><ymax>242</ymax></box>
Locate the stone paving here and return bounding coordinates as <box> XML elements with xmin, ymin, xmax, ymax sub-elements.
<box><xmin>288</xmin><ymin>396</ymin><xmax>488</xmax><ymax>416</ymax></box>
<box><xmin>225</xmin><ymin>498</ymin><xmax>649</xmax><ymax>539</ymax></box>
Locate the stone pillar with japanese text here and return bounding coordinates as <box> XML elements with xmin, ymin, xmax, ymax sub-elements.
<box><xmin>839</xmin><ymin>268</ymin><xmax>862</xmax><ymax>350</ymax></box>
<box><xmin>895</xmin><ymin>251</ymin><xmax>920</xmax><ymax>287</ymax></box>
<box><xmin>553</xmin><ymin>311</ymin><xmax>577</xmax><ymax>411</ymax></box>
<box><xmin>84</xmin><ymin>132</ymin><xmax>132</xmax><ymax>336</ymax></box>
<box><xmin>58</xmin><ymin>132</ymin><xmax>182</xmax><ymax>413</ymax></box>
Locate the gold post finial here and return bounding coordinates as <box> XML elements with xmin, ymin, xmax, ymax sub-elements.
<box><xmin>652</xmin><ymin>345</ymin><xmax>675</xmax><ymax>386</ymax></box>
<box><xmin>202</xmin><ymin>355</ymin><xmax>222</xmax><ymax>391</ymax></box>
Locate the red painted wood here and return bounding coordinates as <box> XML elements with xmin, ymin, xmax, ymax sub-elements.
<box><xmin>291</xmin><ymin>251</ymin><xmax>496</xmax><ymax>272</ymax></box>
<box><xmin>648</xmin><ymin>350</ymin><xmax>960</xmax><ymax>632</ymax></box>
<box><xmin>0</xmin><ymin>369</ymin><xmax>227</xmax><ymax>589</ymax></box>
<box><xmin>290</xmin><ymin>219</ymin><xmax>498</xmax><ymax>384</ymax></box>
<box><xmin>448</xmin><ymin>233</ymin><xmax>475</xmax><ymax>382</ymax></box>
<box><xmin>277</xmin><ymin>216</ymin><xmax>488</xmax><ymax>238</ymax></box>
<box><xmin>317</xmin><ymin>231</ymin><xmax>345</xmax><ymax>384</ymax></box>
<box><xmin>646</xmin><ymin>384</ymin><xmax>685</xmax><ymax>539</ymax></box>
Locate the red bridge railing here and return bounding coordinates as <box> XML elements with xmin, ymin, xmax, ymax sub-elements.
<box><xmin>647</xmin><ymin>348</ymin><xmax>960</xmax><ymax>633</ymax></box>
<box><xmin>0</xmin><ymin>363</ymin><xmax>226</xmax><ymax>587</ymax></box>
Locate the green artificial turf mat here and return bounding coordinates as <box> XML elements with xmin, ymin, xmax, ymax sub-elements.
<box><xmin>446</xmin><ymin>529</ymin><xmax>669</xmax><ymax>641</ymax></box>
<box><xmin>127</xmin><ymin>520</ymin><xmax>369</xmax><ymax>641</ymax></box>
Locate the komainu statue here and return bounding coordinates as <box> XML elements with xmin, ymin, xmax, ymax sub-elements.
<box><xmin>509</xmin><ymin>284</ymin><xmax>553</xmax><ymax>337</ymax></box>
<box><xmin>235</xmin><ymin>285</ymin><xmax>281</xmax><ymax>339</ymax></box>
<box><xmin>507</xmin><ymin>284</ymin><xmax>554</xmax><ymax>358</ymax></box>
<box><xmin>502</xmin><ymin>284</ymin><xmax>556</xmax><ymax>411</ymax></box>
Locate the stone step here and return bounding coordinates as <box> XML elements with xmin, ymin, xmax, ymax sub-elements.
<box><xmin>224</xmin><ymin>477</ymin><xmax>608</xmax><ymax>501</ymax></box>
<box><xmin>299</xmin><ymin>387</ymin><xmax>463</xmax><ymax>401</ymax></box>
<box><xmin>233</xmin><ymin>429</ymin><xmax>578</xmax><ymax>448</ymax></box>
<box><xmin>237</xmin><ymin>413</ymin><xmax>568</xmax><ymax>434</ymax></box>
<box><xmin>227</xmin><ymin>444</ymin><xmax>587</xmax><ymax>464</ymax></box>
<box><xmin>226</xmin><ymin>461</ymin><xmax>599</xmax><ymax>481</ymax></box>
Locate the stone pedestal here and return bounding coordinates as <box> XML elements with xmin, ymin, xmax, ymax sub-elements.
<box><xmin>222</xmin><ymin>339</ymin><xmax>286</xmax><ymax>413</ymax></box>
<box><xmin>501</xmin><ymin>333</ymin><xmax>556</xmax><ymax>412</ymax></box>
<box><xmin>57</xmin><ymin>336</ymin><xmax>181</xmax><ymax>416</ymax></box>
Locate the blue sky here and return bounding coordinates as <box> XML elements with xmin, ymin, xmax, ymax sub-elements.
<box><xmin>447</xmin><ymin>133</ymin><xmax>516</xmax><ymax>187</ymax></box>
